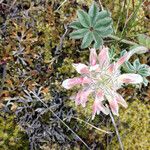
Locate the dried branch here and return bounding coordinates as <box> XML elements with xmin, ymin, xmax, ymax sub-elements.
<box><xmin>55</xmin><ymin>24</ymin><xmax>70</xmax><ymax>55</ymax></box>
<box><xmin>0</xmin><ymin>63</ymin><xmax>7</xmax><ymax>99</ymax></box>
<box><xmin>72</xmin><ymin>116</ymin><xmax>113</xmax><ymax>134</ymax></box>
<box><xmin>99</xmin><ymin>0</ymin><xmax>104</xmax><ymax>10</ymax></box>
<box><xmin>55</xmin><ymin>0</ymin><xmax>68</xmax><ymax>11</ymax></box>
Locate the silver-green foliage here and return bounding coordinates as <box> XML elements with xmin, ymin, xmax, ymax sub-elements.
<box><xmin>137</xmin><ymin>34</ymin><xmax>150</xmax><ymax>49</ymax></box>
<box><xmin>123</xmin><ymin>58</ymin><xmax>150</xmax><ymax>86</ymax></box>
<box><xmin>69</xmin><ymin>2</ymin><xmax>113</xmax><ymax>49</ymax></box>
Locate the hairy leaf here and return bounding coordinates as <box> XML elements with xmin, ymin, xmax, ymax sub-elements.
<box><xmin>69</xmin><ymin>29</ymin><xmax>88</xmax><ymax>39</ymax></box>
<box><xmin>133</xmin><ymin>59</ymin><xmax>140</xmax><ymax>70</ymax></box>
<box><xmin>93</xmin><ymin>31</ymin><xmax>103</xmax><ymax>49</ymax></box>
<box><xmin>70</xmin><ymin>21</ymin><xmax>83</xmax><ymax>29</ymax></box>
<box><xmin>95</xmin><ymin>10</ymin><xmax>110</xmax><ymax>22</ymax></box>
<box><xmin>124</xmin><ymin>62</ymin><xmax>135</xmax><ymax>72</ymax></box>
<box><xmin>137</xmin><ymin>34</ymin><xmax>150</xmax><ymax>49</ymax></box>
<box><xmin>94</xmin><ymin>18</ymin><xmax>112</xmax><ymax>29</ymax></box>
<box><xmin>77</xmin><ymin>10</ymin><xmax>91</xmax><ymax>28</ymax></box>
<box><xmin>88</xmin><ymin>2</ymin><xmax>99</xmax><ymax>22</ymax></box>
<box><xmin>81</xmin><ymin>32</ymin><xmax>93</xmax><ymax>48</ymax></box>
<box><xmin>99</xmin><ymin>26</ymin><xmax>113</xmax><ymax>37</ymax></box>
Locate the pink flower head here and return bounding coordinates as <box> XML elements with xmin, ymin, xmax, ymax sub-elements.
<box><xmin>62</xmin><ymin>46</ymin><xmax>145</xmax><ymax>119</ymax></box>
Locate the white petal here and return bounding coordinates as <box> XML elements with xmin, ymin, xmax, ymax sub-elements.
<box><xmin>89</xmin><ymin>48</ymin><xmax>97</xmax><ymax>66</ymax></box>
<box><xmin>118</xmin><ymin>73</ymin><xmax>143</xmax><ymax>84</ymax></box>
<box><xmin>89</xmin><ymin>64</ymin><xmax>99</xmax><ymax>71</ymax></box>
<box><xmin>62</xmin><ymin>79</ymin><xmax>71</xmax><ymax>89</ymax></box>
<box><xmin>80</xmin><ymin>89</ymin><xmax>93</xmax><ymax>107</ymax></box>
<box><xmin>105</xmin><ymin>93</ymin><xmax>119</xmax><ymax>116</ymax></box>
<box><xmin>62</xmin><ymin>77</ymin><xmax>83</xmax><ymax>89</ymax></box>
<box><xmin>72</xmin><ymin>63</ymin><xmax>89</xmax><ymax>74</ymax></box>
<box><xmin>95</xmin><ymin>89</ymin><xmax>104</xmax><ymax>101</ymax></box>
<box><xmin>98</xmin><ymin>46</ymin><xmax>110</xmax><ymax>68</ymax></box>
<box><xmin>115</xmin><ymin>92</ymin><xmax>128</xmax><ymax>108</ymax></box>
<box><xmin>109</xmin><ymin>99</ymin><xmax>119</xmax><ymax>116</ymax></box>
<box><xmin>116</xmin><ymin>52</ymin><xmax>131</xmax><ymax>68</ymax></box>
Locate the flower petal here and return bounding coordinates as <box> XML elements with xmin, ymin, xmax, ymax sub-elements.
<box><xmin>107</xmin><ymin>63</ymin><xmax>116</xmax><ymax>74</ymax></box>
<box><xmin>115</xmin><ymin>47</ymin><xmax>148</xmax><ymax>69</ymax></box>
<box><xmin>82</xmin><ymin>76</ymin><xmax>92</xmax><ymax>84</ymax></box>
<box><xmin>105</xmin><ymin>93</ymin><xmax>119</xmax><ymax>116</ymax></box>
<box><xmin>89</xmin><ymin>64</ymin><xmax>99</xmax><ymax>71</ymax></box>
<box><xmin>75</xmin><ymin>90</ymin><xmax>82</xmax><ymax>106</ymax></box>
<box><xmin>75</xmin><ymin>89</ymin><xmax>93</xmax><ymax>107</ymax></box>
<box><xmin>89</xmin><ymin>48</ymin><xmax>97</xmax><ymax>66</ymax></box>
<box><xmin>80</xmin><ymin>89</ymin><xmax>93</xmax><ymax>107</ymax></box>
<box><xmin>118</xmin><ymin>73</ymin><xmax>143</xmax><ymax>84</ymax></box>
<box><xmin>116</xmin><ymin>52</ymin><xmax>131</xmax><ymax>68</ymax></box>
<box><xmin>92</xmin><ymin>95</ymin><xmax>109</xmax><ymax>120</ymax></box>
<box><xmin>109</xmin><ymin>98</ymin><xmax>119</xmax><ymax>116</ymax></box>
<box><xmin>95</xmin><ymin>89</ymin><xmax>104</xmax><ymax>101</ymax></box>
<box><xmin>62</xmin><ymin>77</ymin><xmax>83</xmax><ymax>89</ymax></box>
<box><xmin>98</xmin><ymin>46</ymin><xmax>110</xmax><ymax>68</ymax></box>
<box><xmin>114</xmin><ymin>92</ymin><xmax>128</xmax><ymax>108</ymax></box>
<box><xmin>72</xmin><ymin>63</ymin><xmax>89</xmax><ymax>74</ymax></box>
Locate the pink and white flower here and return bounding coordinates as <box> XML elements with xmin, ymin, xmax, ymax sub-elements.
<box><xmin>62</xmin><ymin>46</ymin><xmax>146</xmax><ymax>119</ymax></box>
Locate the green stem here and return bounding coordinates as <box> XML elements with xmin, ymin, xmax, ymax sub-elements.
<box><xmin>108</xmin><ymin>35</ymin><xmax>138</xmax><ymax>46</ymax></box>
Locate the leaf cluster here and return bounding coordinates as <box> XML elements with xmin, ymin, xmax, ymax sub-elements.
<box><xmin>70</xmin><ymin>2</ymin><xmax>113</xmax><ymax>49</ymax></box>
<box><xmin>123</xmin><ymin>58</ymin><xmax>150</xmax><ymax>86</ymax></box>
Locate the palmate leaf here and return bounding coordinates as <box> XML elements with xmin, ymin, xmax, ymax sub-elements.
<box><xmin>81</xmin><ymin>32</ymin><xmax>93</xmax><ymax>49</ymax></box>
<box><xmin>133</xmin><ymin>59</ymin><xmax>140</xmax><ymax>70</ymax></box>
<box><xmin>69</xmin><ymin>21</ymin><xmax>83</xmax><ymax>29</ymax></box>
<box><xmin>88</xmin><ymin>2</ymin><xmax>99</xmax><ymax>22</ymax></box>
<box><xmin>93</xmin><ymin>31</ymin><xmax>103</xmax><ymax>49</ymax></box>
<box><xmin>98</xmin><ymin>26</ymin><xmax>113</xmax><ymax>37</ymax></box>
<box><xmin>69</xmin><ymin>2</ymin><xmax>113</xmax><ymax>49</ymax></box>
<box><xmin>123</xmin><ymin>61</ymin><xmax>135</xmax><ymax>72</ymax></box>
<box><xmin>77</xmin><ymin>10</ymin><xmax>91</xmax><ymax>28</ymax></box>
<box><xmin>94</xmin><ymin>18</ymin><xmax>112</xmax><ymax>28</ymax></box>
<box><xmin>95</xmin><ymin>10</ymin><xmax>111</xmax><ymax>22</ymax></box>
<box><xmin>122</xmin><ymin>58</ymin><xmax>150</xmax><ymax>86</ymax></box>
<box><xmin>139</xmin><ymin>69</ymin><xmax>150</xmax><ymax>77</ymax></box>
<box><xmin>69</xmin><ymin>29</ymin><xmax>88</xmax><ymax>39</ymax></box>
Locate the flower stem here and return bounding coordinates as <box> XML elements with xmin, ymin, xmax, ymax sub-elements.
<box><xmin>109</xmin><ymin>110</ymin><xmax>124</xmax><ymax>150</ymax></box>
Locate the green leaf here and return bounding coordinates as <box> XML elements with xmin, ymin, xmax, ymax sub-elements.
<box><xmin>94</xmin><ymin>18</ymin><xmax>112</xmax><ymax>29</ymax></box>
<box><xmin>81</xmin><ymin>32</ymin><xmax>93</xmax><ymax>49</ymax></box>
<box><xmin>139</xmin><ymin>68</ymin><xmax>150</xmax><ymax>77</ymax></box>
<box><xmin>133</xmin><ymin>59</ymin><xmax>140</xmax><ymax>70</ymax></box>
<box><xmin>98</xmin><ymin>26</ymin><xmax>113</xmax><ymax>37</ymax></box>
<box><xmin>143</xmin><ymin>77</ymin><xmax>149</xmax><ymax>86</ymax></box>
<box><xmin>137</xmin><ymin>34</ymin><xmax>150</xmax><ymax>49</ymax></box>
<box><xmin>120</xmin><ymin>50</ymin><xmax>127</xmax><ymax>56</ymax></box>
<box><xmin>93</xmin><ymin>31</ymin><xmax>103</xmax><ymax>49</ymax></box>
<box><xmin>69</xmin><ymin>21</ymin><xmax>83</xmax><ymax>29</ymax></box>
<box><xmin>95</xmin><ymin>10</ymin><xmax>110</xmax><ymax>22</ymax></box>
<box><xmin>69</xmin><ymin>29</ymin><xmax>88</xmax><ymax>39</ymax></box>
<box><xmin>123</xmin><ymin>61</ymin><xmax>135</xmax><ymax>72</ymax></box>
<box><xmin>77</xmin><ymin>10</ymin><xmax>91</xmax><ymax>28</ymax></box>
<box><xmin>88</xmin><ymin>2</ymin><xmax>99</xmax><ymax>22</ymax></box>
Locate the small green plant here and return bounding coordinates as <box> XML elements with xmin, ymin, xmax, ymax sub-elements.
<box><xmin>69</xmin><ymin>2</ymin><xmax>113</xmax><ymax>49</ymax></box>
<box><xmin>137</xmin><ymin>34</ymin><xmax>150</xmax><ymax>49</ymax></box>
<box><xmin>123</xmin><ymin>58</ymin><xmax>150</xmax><ymax>86</ymax></box>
